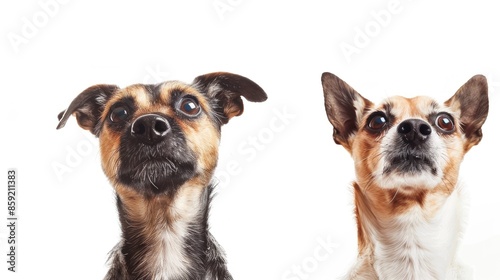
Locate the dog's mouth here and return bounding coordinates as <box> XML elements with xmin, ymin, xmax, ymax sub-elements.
<box><xmin>375</xmin><ymin>139</ymin><xmax>445</xmax><ymax>190</ymax></box>
<box><xmin>384</xmin><ymin>151</ymin><xmax>438</xmax><ymax>176</ymax></box>
<box><xmin>118</xmin><ymin>156</ymin><xmax>196</xmax><ymax>194</ymax></box>
<box><xmin>124</xmin><ymin>159</ymin><xmax>194</xmax><ymax>191</ymax></box>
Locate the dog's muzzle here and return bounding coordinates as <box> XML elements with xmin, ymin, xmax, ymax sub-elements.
<box><xmin>384</xmin><ymin>119</ymin><xmax>438</xmax><ymax>175</ymax></box>
<box><xmin>117</xmin><ymin>113</ymin><xmax>196</xmax><ymax>194</ymax></box>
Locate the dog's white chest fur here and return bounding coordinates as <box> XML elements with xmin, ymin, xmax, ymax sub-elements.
<box><xmin>352</xmin><ymin>189</ymin><xmax>470</xmax><ymax>280</ymax></box>
<box><xmin>156</xmin><ymin>221</ymin><xmax>190</xmax><ymax>279</ymax></box>
<box><xmin>154</xmin><ymin>191</ymin><xmax>202</xmax><ymax>279</ymax></box>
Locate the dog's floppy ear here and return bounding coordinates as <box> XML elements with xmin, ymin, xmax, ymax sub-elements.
<box><xmin>56</xmin><ymin>84</ymin><xmax>119</xmax><ymax>135</ymax></box>
<box><xmin>321</xmin><ymin>72</ymin><xmax>372</xmax><ymax>150</ymax></box>
<box><xmin>445</xmin><ymin>74</ymin><xmax>489</xmax><ymax>151</ymax></box>
<box><xmin>193</xmin><ymin>72</ymin><xmax>267</xmax><ymax>125</ymax></box>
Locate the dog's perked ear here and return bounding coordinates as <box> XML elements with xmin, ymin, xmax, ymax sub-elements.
<box><xmin>56</xmin><ymin>84</ymin><xmax>119</xmax><ymax>135</ymax></box>
<box><xmin>192</xmin><ymin>72</ymin><xmax>268</xmax><ymax>125</ymax></box>
<box><xmin>445</xmin><ymin>74</ymin><xmax>489</xmax><ymax>151</ymax></box>
<box><xmin>321</xmin><ymin>72</ymin><xmax>373</xmax><ymax>150</ymax></box>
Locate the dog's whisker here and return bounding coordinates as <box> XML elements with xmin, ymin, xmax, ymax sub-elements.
<box><xmin>389</xmin><ymin>188</ymin><xmax>399</xmax><ymax>203</ymax></box>
<box><xmin>148</xmin><ymin>176</ymin><xmax>159</xmax><ymax>190</ymax></box>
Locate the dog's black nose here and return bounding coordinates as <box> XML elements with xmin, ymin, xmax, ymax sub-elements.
<box><xmin>397</xmin><ymin>119</ymin><xmax>431</xmax><ymax>145</ymax></box>
<box><xmin>131</xmin><ymin>114</ymin><xmax>171</xmax><ymax>145</ymax></box>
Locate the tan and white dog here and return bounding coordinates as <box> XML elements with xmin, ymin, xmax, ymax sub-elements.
<box><xmin>321</xmin><ymin>73</ymin><xmax>488</xmax><ymax>280</ymax></box>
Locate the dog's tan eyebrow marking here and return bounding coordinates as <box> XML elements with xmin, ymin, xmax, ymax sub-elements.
<box><xmin>158</xmin><ymin>82</ymin><xmax>193</xmax><ymax>104</ymax></box>
<box><xmin>120</xmin><ymin>85</ymin><xmax>152</xmax><ymax>108</ymax></box>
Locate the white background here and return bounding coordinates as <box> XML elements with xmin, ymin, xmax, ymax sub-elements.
<box><xmin>1</xmin><ymin>0</ymin><xmax>499</xmax><ymax>279</ymax></box>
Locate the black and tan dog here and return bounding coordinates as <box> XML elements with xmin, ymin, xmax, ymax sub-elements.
<box><xmin>57</xmin><ymin>72</ymin><xmax>267</xmax><ymax>280</ymax></box>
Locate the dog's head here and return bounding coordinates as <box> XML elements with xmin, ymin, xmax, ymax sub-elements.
<box><xmin>322</xmin><ymin>73</ymin><xmax>488</xmax><ymax>194</ymax></box>
<box><xmin>57</xmin><ymin>72</ymin><xmax>267</xmax><ymax>197</ymax></box>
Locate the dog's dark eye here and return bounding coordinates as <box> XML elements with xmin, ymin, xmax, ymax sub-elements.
<box><xmin>435</xmin><ymin>113</ymin><xmax>455</xmax><ymax>132</ymax></box>
<box><xmin>110</xmin><ymin>107</ymin><xmax>129</xmax><ymax>123</ymax></box>
<box><xmin>178</xmin><ymin>97</ymin><xmax>201</xmax><ymax>117</ymax></box>
<box><xmin>367</xmin><ymin>113</ymin><xmax>388</xmax><ymax>131</ymax></box>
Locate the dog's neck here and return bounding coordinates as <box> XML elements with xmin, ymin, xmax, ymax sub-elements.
<box><xmin>353</xmin><ymin>182</ymin><xmax>464</xmax><ymax>280</ymax></box>
<box><xmin>115</xmin><ymin>183</ymin><xmax>212</xmax><ymax>279</ymax></box>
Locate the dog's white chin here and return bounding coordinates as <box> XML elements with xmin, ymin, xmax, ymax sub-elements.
<box><xmin>376</xmin><ymin>172</ymin><xmax>442</xmax><ymax>190</ymax></box>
